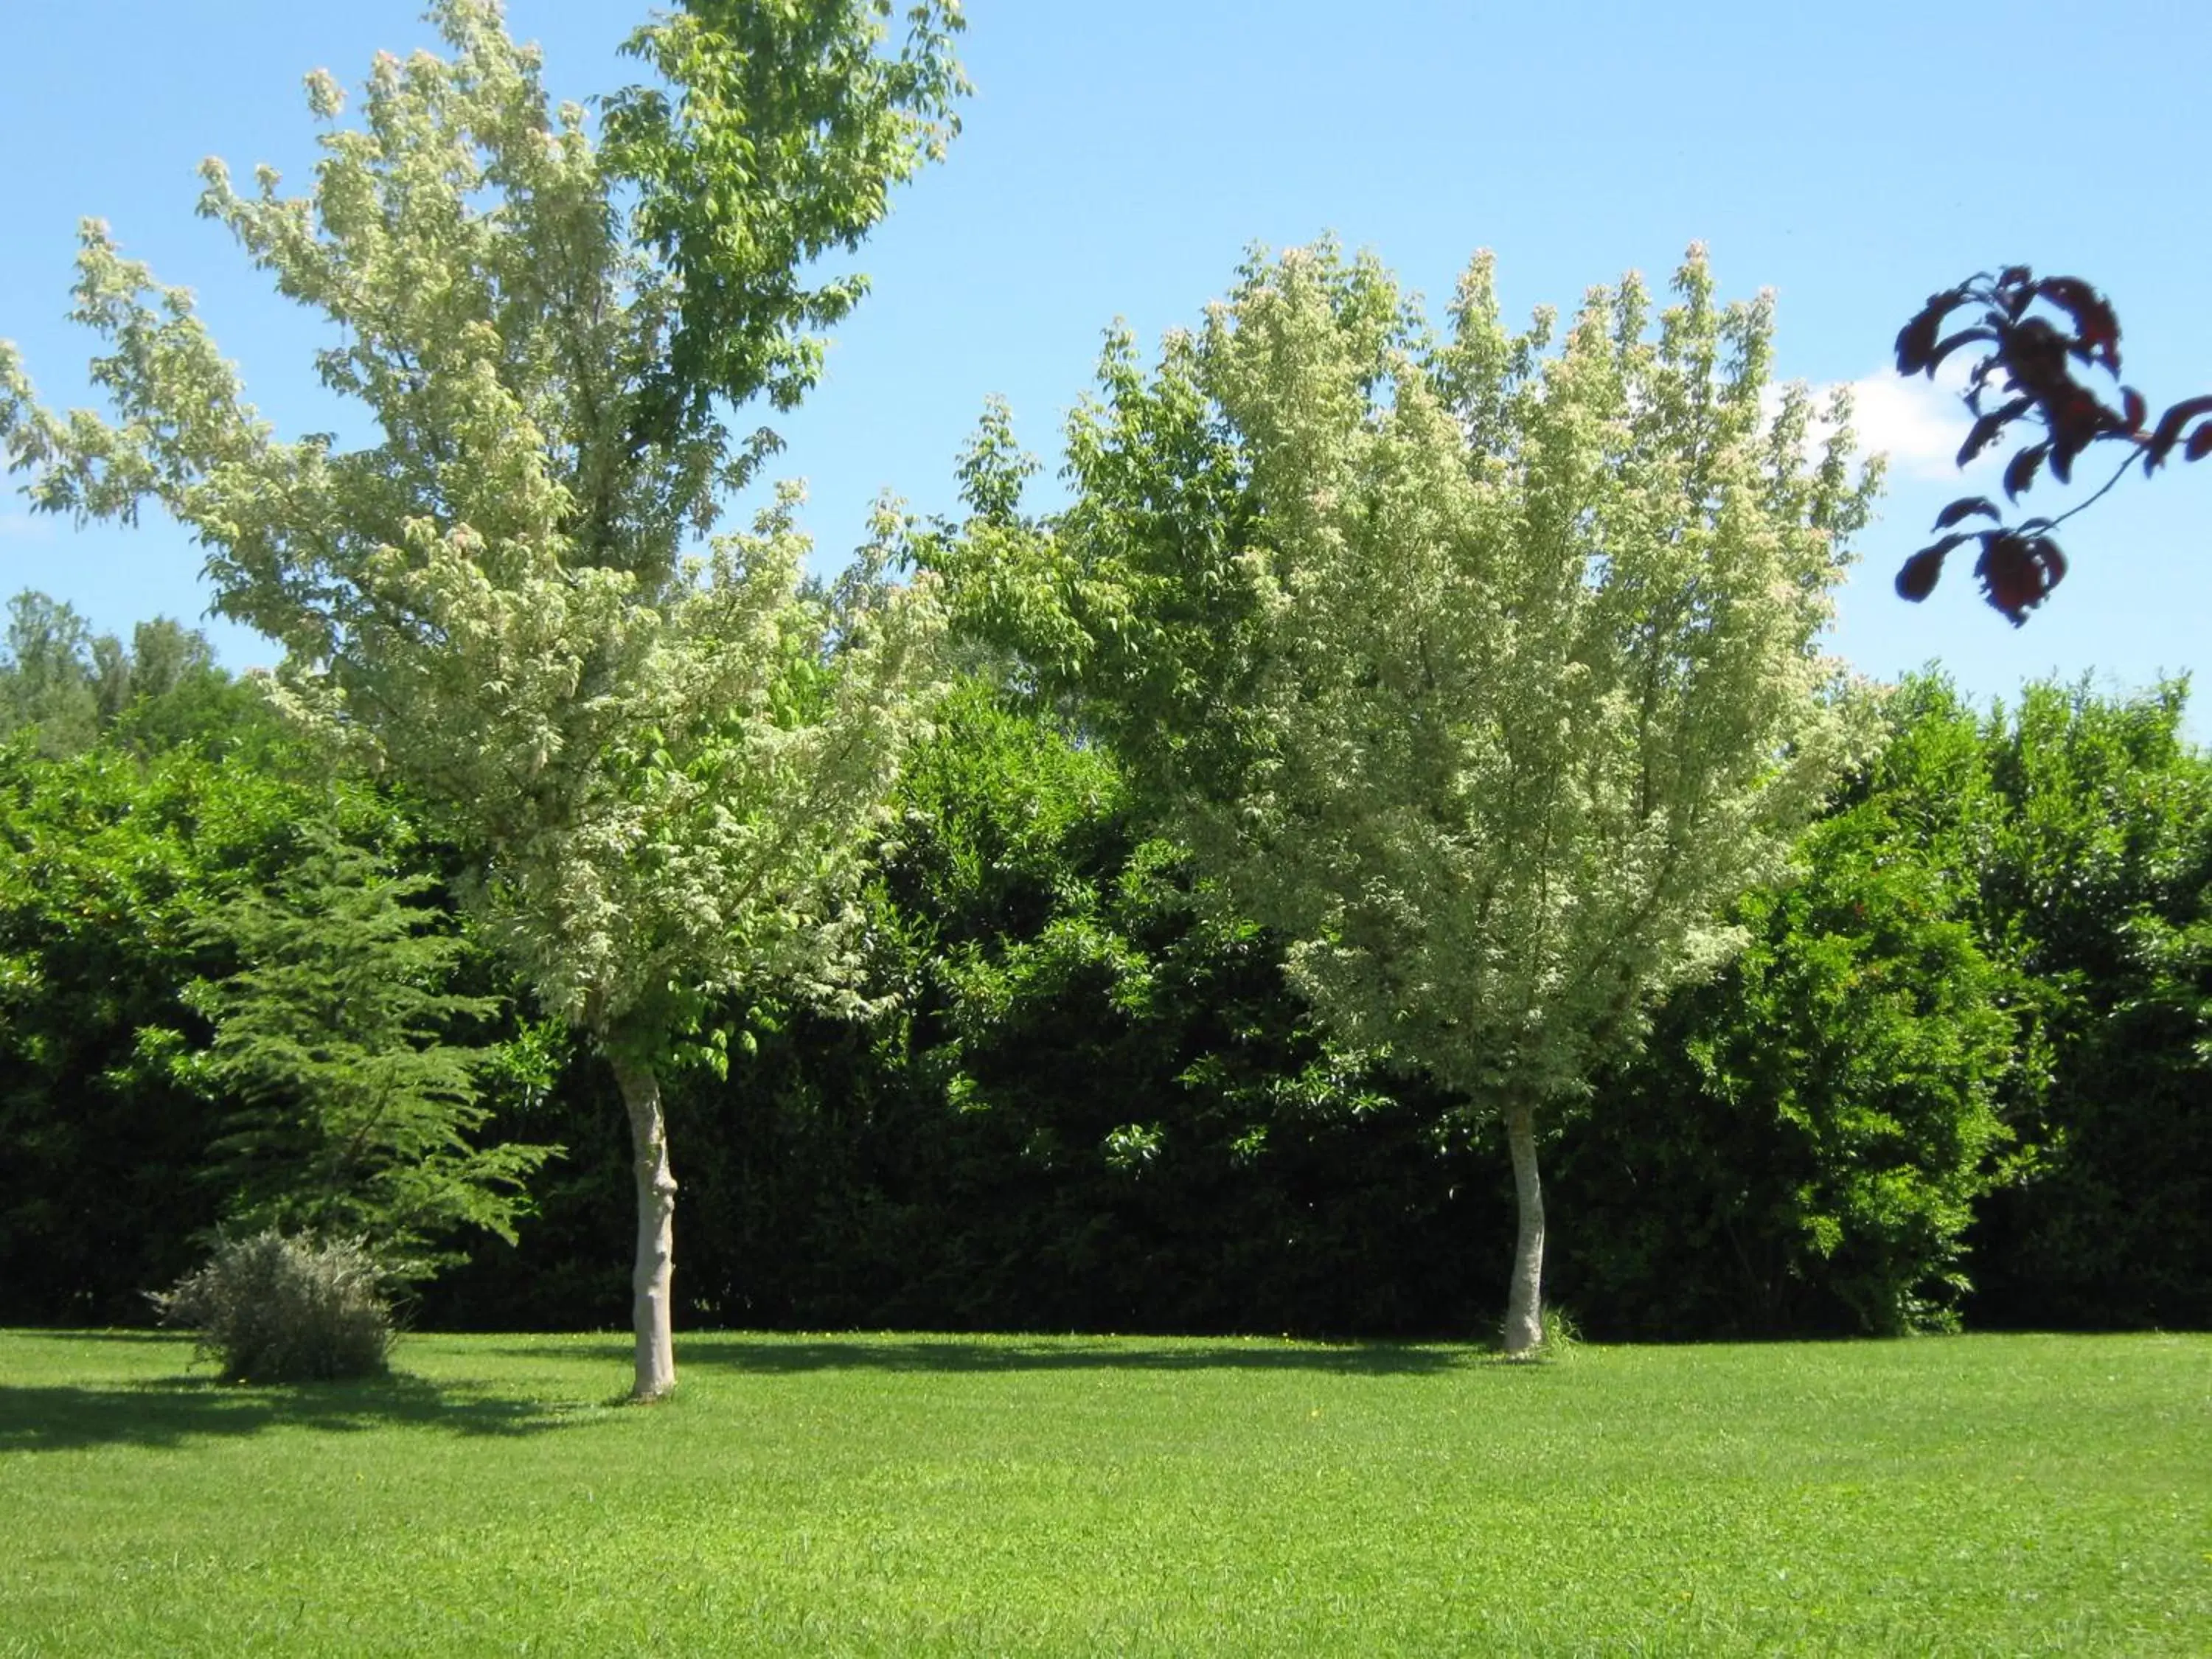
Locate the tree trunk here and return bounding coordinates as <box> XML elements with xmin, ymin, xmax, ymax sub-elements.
<box><xmin>1501</xmin><ymin>1098</ymin><xmax>1545</xmax><ymax>1355</ymax></box>
<box><xmin>611</xmin><ymin>1051</ymin><xmax>678</xmax><ymax>1400</ymax></box>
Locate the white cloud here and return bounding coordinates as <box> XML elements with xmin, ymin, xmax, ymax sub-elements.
<box><xmin>1764</xmin><ymin>358</ymin><xmax>1991</xmax><ymax>482</ymax></box>
<box><xmin>1831</xmin><ymin>368</ymin><xmax>1981</xmax><ymax>479</ymax></box>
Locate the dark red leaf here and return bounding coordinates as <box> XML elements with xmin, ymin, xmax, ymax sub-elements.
<box><xmin>1933</xmin><ymin>497</ymin><xmax>2003</xmax><ymax>529</ymax></box>
<box><xmin>1958</xmin><ymin>398</ymin><xmax>2032</xmax><ymax>467</ymax></box>
<box><xmin>1928</xmin><ymin>327</ymin><xmax>1997</xmax><ymax>375</ymax></box>
<box><xmin>1921</xmin><ymin>530</ymin><xmax>1980</xmax><ymax>560</ymax></box>
<box><xmin>2122</xmin><ymin>387</ymin><xmax>2146</xmax><ymax>432</ymax></box>
<box><xmin>1995</xmin><ymin>318</ymin><xmax>2072</xmax><ymax>397</ymax></box>
<box><xmin>2037</xmin><ymin>276</ymin><xmax>2122</xmax><ymax>372</ymax></box>
<box><xmin>2003</xmin><ymin>443</ymin><xmax>2048</xmax><ymax>501</ymax></box>
<box><xmin>1997</xmin><ymin>265</ymin><xmax>2033</xmax><ymax>289</ymax></box>
<box><xmin>1896</xmin><ymin>289</ymin><xmax>1965</xmax><ymax>375</ymax></box>
<box><xmin>1896</xmin><ymin>315</ymin><xmax>1940</xmax><ymax>377</ymax></box>
<box><xmin>2146</xmin><ymin>394</ymin><xmax>2212</xmax><ymax>472</ymax></box>
<box><xmin>1895</xmin><ymin>545</ymin><xmax>1948</xmax><ymax>602</ymax></box>
<box><xmin>2046</xmin><ymin>385</ymin><xmax>2112</xmax><ymax>452</ymax></box>
<box><xmin>2187</xmin><ymin>421</ymin><xmax>2212</xmax><ymax>462</ymax></box>
<box><xmin>1975</xmin><ymin>533</ymin><xmax>2066</xmax><ymax>625</ymax></box>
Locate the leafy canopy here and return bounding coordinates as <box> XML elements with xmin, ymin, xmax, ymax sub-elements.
<box><xmin>603</xmin><ymin>0</ymin><xmax>968</xmax><ymax>448</ymax></box>
<box><xmin>959</xmin><ymin>241</ymin><xmax>1879</xmax><ymax>1111</ymax></box>
<box><xmin>0</xmin><ymin>0</ymin><xmax>950</xmax><ymax>1050</ymax></box>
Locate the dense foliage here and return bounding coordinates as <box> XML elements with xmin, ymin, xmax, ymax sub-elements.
<box><xmin>1556</xmin><ymin>682</ymin><xmax>2025</xmax><ymax>1337</ymax></box>
<box><xmin>0</xmin><ymin>624</ymin><xmax>555</xmax><ymax>1320</ymax></box>
<box><xmin>424</xmin><ymin>672</ymin><xmax>2206</xmax><ymax>1340</ymax></box>
<box><xmin>4</xmin><ymin>627</ymin><xmax>2208</xmax><ymax>1338</ymax></box>
<box><xmin>428</xmin><ymin>677</ymin><xmax>1505</xmax><ymax>1337</ymax></box>
<box><xmin>1963</xmin><ymin>679</ymin><xmax>2212</xmax><ymax>1328</ymax></box>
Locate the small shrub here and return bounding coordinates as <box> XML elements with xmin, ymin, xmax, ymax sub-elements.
<box><xmin>153</xmin><ymin>1231</ymin><xmax>394</xmax><ymax>1382</ymax></box>
<box><xmin>1537</xmin><ymin>1302</ymin><xmax>1584</xmax><ymax>1360</ymax></box>
<box><xmin>1496</xmin><ymin>1303</ymin><xmax>1583</xmax><ymax>1364</ymax></box>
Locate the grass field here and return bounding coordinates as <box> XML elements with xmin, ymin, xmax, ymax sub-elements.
<box><xmin>0</xmin><ymin>1329</ymin><xmax>2205</xmax><ymax>1655</ymax></box>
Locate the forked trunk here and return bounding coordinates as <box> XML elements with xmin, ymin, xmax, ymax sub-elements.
<box><xmin>1501</xmin><ymin>1098</ymin><xmax>1545</xmax><ymax>1356</ymax></box>
<box><xmin>611</xmin><ymin>1051</ymin><xmax>678</xmax><ymax>1400</ymax></box>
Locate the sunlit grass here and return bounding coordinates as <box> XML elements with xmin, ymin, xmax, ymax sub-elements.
<box><xmin>1</xmin><ymin>1329</ymin><xmax>2204</xmax><ymax>1655</ymax></box>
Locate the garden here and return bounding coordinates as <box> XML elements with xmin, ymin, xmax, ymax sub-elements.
<box><xmin>2</xmin><ymin>3</ymin><xmax>2208</xmax><ymax>1652</ymax></box>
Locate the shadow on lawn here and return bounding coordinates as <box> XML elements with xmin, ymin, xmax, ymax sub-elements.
<box><xmin>498</xmin><ymin>1335</ymin><xmax>1490</xmax><ymax>1377</ymax></box>
<box><xmin>0</xmin><ymin>1371</ymin><xmax>587</xmax><ymax>1453</ymax></box>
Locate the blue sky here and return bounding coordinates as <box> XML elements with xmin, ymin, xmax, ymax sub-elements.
<box><xmin>4</xmin><ymin>1</ymin><xmax>2208</xmax><ymax>722</ymax></box>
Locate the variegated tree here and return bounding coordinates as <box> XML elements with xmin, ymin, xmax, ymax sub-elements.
<box><xmin>0</xmin><ymin>0</ymin><xmax>962</xmax><ymax>1398</ymax></box>
<box><xmin>958</xmin><ymin>243</ymin><xmax>1878</xmax><ymax>1352</ymax></box>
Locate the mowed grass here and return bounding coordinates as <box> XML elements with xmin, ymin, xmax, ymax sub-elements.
<box><xmin>1</xmin><ymin>1329</ymin><xmax>2205</xmax><ymax>1655</ymax></box>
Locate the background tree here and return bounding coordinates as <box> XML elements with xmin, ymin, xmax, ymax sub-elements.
<box><xmin>1559</xmin><ymin>678</ymin><xmax>2022</xmax><ymax>1337</ymax></box>
<box><xmin>0</xmin><ymin>0</ymin><xmax>958</xmax><ymax>1398</ymax></box>
<box><xmin>0</xmin><ymin>591</ymin><xmax>100</xmax><ymax>757</ymax></box>
<box><xmin>1962</xmin><ymin>677</ymin><xmax>2212</xmax><ymax>1327</ymax></box>
<box><xmin>9</xmin><ymin>651</ymin><xmax>2197</xmax><ymax>1344</ymax></box>
<box><xmin>0</xmin><ymin>679</ymin><xmax>344</xmax><ymax>1322</ymax></box>
<box><xmin>1</xmin><ymin>588</ymin><xmax>245</xmax><ymax>757</ymax></box>
<box><xmin>948</xmin><ymin>242</ymin><xmax>1877</xmax><ymax>1352</ymax></box>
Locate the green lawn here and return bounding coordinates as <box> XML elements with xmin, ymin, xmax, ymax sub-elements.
<box><xmin>0</xmin><ymin>1329</ymin><xmax>2204</xmax><ymax>1655</ymax></box>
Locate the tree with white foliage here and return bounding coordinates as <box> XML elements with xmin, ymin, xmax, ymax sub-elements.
<box><xmin>0</xmin><ymin>0</ymin><xmax>961</xmax><ymax>1397</ymax></box>
<box><xmin>953</xmin><ymin>242</ymin><xmax>1878</xmax><ymax>1352</ymax></box>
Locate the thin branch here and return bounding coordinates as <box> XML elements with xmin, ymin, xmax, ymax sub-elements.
<box><xmin>2039</xmin><ymin>442</ymin><xmax>2141</xmax><ymax>534</ymax></box>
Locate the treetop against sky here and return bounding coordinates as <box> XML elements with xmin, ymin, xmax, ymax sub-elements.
<box><xmin>3</xmin><ymin>0</ymin><xmax>2208</xmax><ymax>716</ymax></box>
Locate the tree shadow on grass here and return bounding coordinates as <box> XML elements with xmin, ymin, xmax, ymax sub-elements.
<box><xmin>0</xmin><ymin>1371</ymin><xmax>597</xmax><ymax>1453</ymax></box>
<box><xmin>490</xmin><ymin>1334</ymin><xmax>1505</xmax><ymax>1378</ymax></box>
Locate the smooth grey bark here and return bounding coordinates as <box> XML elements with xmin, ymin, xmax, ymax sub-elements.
<box><xmin>611</xmin><ymin>1051</ymin><xmax>678</xmax><ymax>1399</ymax></box>
<box><xmin>1501</xmin><ymin>1099</ymin><xmax>1546</xmax><ymax>1355</ymax></box>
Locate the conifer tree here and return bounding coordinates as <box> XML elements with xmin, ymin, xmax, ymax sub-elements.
<box><xmin>184</xmin><ymin>826</ymin><xmax>557</xmax><ymax>1281</ymax></box>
